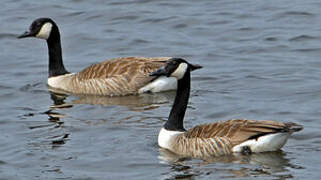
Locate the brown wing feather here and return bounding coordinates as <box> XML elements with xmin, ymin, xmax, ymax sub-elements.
<box><xmin>183</xmin><ymin>119</ymin><xmax>299</xmax><ymax>146</ymax></box>
<box><xmin>172</xmin><ymin>135</ymin><xmax>232</xmax><ymax>158</ymax></box>
<box><xmin>77</xmin><ymin>57</ymin><xmax>169</xmax><ymax>79</ymax></box>
<box><xmin>71</xmin><ymin>57</ymin><xmax>170</xmax><ymax>95</ymax></box>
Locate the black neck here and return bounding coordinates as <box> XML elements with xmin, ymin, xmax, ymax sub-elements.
<box><xmin>164</xmin><ymin>70</ymin><xmax>191</xmax><ymax>132</ymax></box>
<box><xmin>46</xmin><ymin>26</ymin><xmax>69</xmax><ymax>77</ymax></box>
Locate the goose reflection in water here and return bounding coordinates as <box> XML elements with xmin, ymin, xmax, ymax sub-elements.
<box><xmin>44</xmin><ymin>90</ymin><xmax>177</xmax><ymax>150</ymax></box>
<box><xmin>48</xmin><ymin>88</ymin><xmax>176</xmax><ymax>112</ymax></box>
<box><xmin>158</xmin><ymin>148</ymin><xmax>303</xmax><ymax>179</ymax></box>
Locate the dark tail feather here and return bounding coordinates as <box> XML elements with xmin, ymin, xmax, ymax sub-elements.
<box><xmin>284</xmin><ymin>122</ymin><xmax>303</xmax><ymax>133</ymax></box>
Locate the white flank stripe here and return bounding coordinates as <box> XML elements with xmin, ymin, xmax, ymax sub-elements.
<box><xmin>138</xmin><ymin>76</ymin><xmax>177</xmax><ymax>93</ymax></box>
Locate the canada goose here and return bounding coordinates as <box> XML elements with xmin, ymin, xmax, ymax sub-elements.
<box><xmin>150</xmin><ymin>58</ymin><xmax>303</xmax><ymax>158</ymax></box>
<box><xmin>18</xmin><ymin>18</ymin><xmax>202</xmax><ymax>96</ymax></box>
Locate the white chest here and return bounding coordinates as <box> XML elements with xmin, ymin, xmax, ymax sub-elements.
<box><xmin>47</xmin><ymin>74</ymin><xmax>74</xmax><ymax>89</ymax></box>
<box><xmin>158</xmin><ymin>128</ymin><xmax>184</xmax><ymax>150</ymax></box>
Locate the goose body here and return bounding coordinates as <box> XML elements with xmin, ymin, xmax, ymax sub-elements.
<box><xmin>150</xmin><ymin>58</ymin><xmax>303</xmax><ymax>158</ymax></box>
<box><xmin>46</xmin><ymin>56</ymin><xmax>176</xmax><ymax>96</ymax></box>
<box><xmin>18</xmin><ymin>18</ymin><xmax>201</xmax><ymax>96</ymax></box>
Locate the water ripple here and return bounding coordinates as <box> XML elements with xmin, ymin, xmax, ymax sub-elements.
<box><xmin>111</xmin><ymin>15</ymin><xmax>140</xmax><ymax>21</ymax></box>
<box><xmin>140</xmin><ymin>16</ymin><xmax>177</xmax><ymax>23</ymax></box>
<box><xmin>1</xmin><ymin>0</ymin><xmax>319</xmax><ymax>179</ymax></box>
<box><xmin>0</xmin><ymin>33</ymin><xmax>17</xmax><ymax>39</ymax></box>
<box><xmin>281</xmin><ymin>11</ymin><xmax>315</xmax><ymax>17</ymax></box>
<box><xmin>289</xmin><ymin>35</ymin><xmax>319</xmax><ymax>41</ymax></box>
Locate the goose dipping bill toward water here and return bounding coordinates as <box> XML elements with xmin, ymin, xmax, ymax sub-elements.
<box><xmin>150</xmin><ymin>58</ymin><xmax>303</xmax><ymax>158</ymax></box>
<box><xmin>17</xmin><ymin>18</ymin><xmax>202</xmax><ymax>96</ymax></box>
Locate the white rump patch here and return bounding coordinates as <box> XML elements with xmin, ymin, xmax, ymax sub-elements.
<box><xmin>158</xmin><ymin>128</ymin><xmax>184</xmax><ymax>150</ymax></box>
<box><xmin>170</xmin><ymin>63</ymin><xmax>188</xmax><ymax>79</ymax></box>
<box><xmin>36</xmin><ymin>22</ymin><xmax>53</xmax><ymax>40</ymax></box>
<box><xmin>138</xmin><ymin>76</ymin><xmax>177</xmax><ymax>94</ymax></box>
<box><xmin>232</xmin><ymin>133</ymin><xmax>290</xmax><ymax>153</ymax></box>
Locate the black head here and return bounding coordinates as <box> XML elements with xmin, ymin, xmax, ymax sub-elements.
<box><xmin>18</xmin><ymin>18</ymin><xmax>56</xmax><ymax>40</ymax></box>
<box><xmin>150</xmin><ymin>58</ymin><xmax>202</xmax><ymax>79</ymax></box>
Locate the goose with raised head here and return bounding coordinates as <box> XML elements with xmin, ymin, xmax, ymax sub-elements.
<box><xmin>18</xmin><ymin>18</ymin><xmax>202</xmax><ymax>96</ymax></box>
<box><xmin>150</xmin><ymin>58</ymin><xmax>303</xmax><ymax>158</ymax></box>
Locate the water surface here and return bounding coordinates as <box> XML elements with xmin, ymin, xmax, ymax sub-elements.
<box><xmin>1</xmin><ymin>0</ymin><xmax>321</xmax><ymax>179</ymax></box>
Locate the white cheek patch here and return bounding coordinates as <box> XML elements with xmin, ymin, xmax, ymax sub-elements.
<box><xmin>170</xmin><ymin>63</ymin><xmax>188</xmax><ymax>79</ymax></box>
<box><xmin>36</xmin><ymin>22</ymin><xmax>53</xmax><ymax>40</ymax></box>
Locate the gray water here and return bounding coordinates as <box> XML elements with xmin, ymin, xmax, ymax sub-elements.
<box><xmin>1</xmin><ymin>0</ymin><xmax>320</xmax><ymax>179</ymax></box>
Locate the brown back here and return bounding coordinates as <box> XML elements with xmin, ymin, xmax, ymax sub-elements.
<box><xmin>71</xmin><ymin>57</ymin><xmax>170</xmax><ymax>95</ymax></box>
<box><xmin>183</xmin><ymin>119</ymin><xmax>295</xmax><ymax>146</ymax></box>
